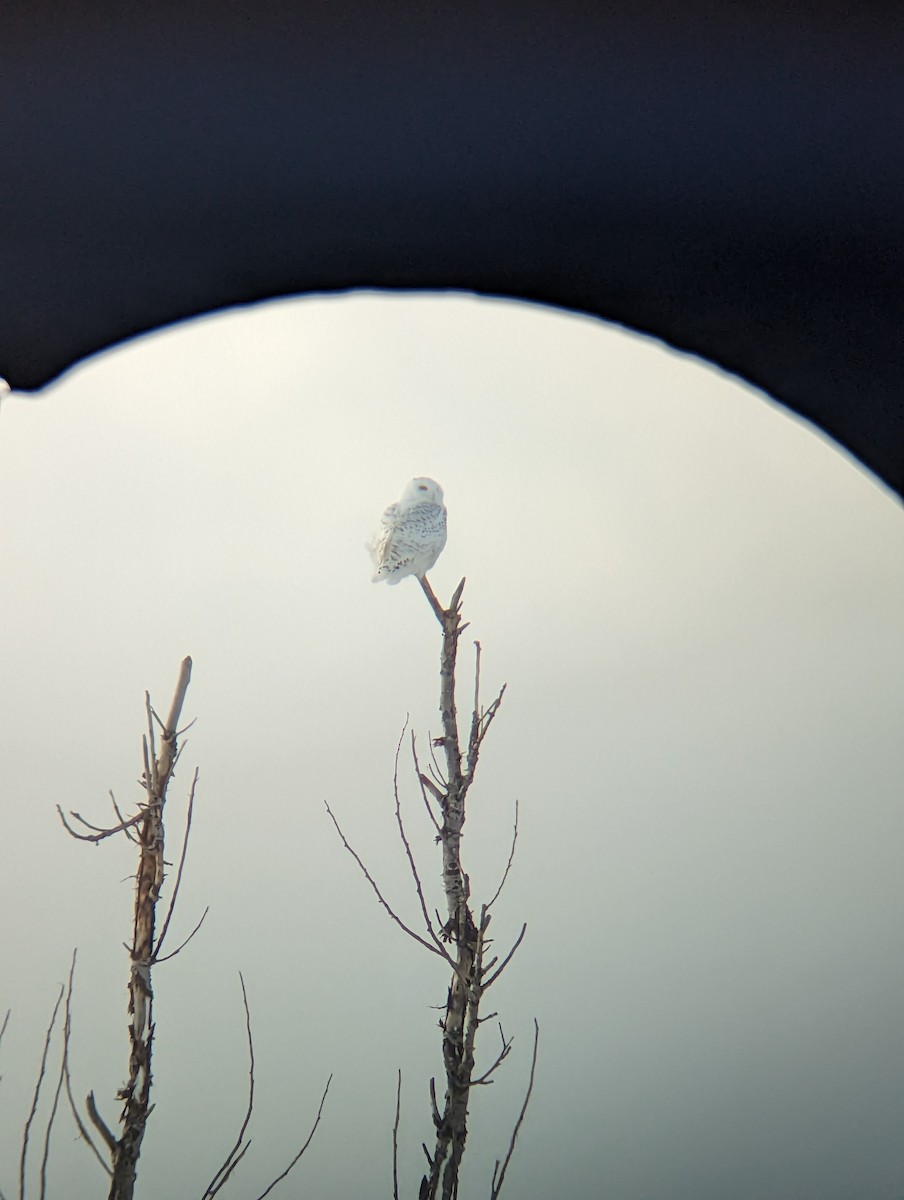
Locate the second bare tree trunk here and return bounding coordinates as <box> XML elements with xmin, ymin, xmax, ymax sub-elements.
<box><xmin>108</xmin><ymin>657</ymin><xmax>192</xmax><ymax>1200</ymax></box>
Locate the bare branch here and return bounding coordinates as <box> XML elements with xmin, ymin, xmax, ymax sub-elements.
<box><xmin>470</xmin><ymin>1023</ymin><xmax>512</xmax><ymax>1087</ymax></box>
<box><xmin>109</xmin><ymin>792</ymin><xmax>139</xmax><ymax>844</ymax></box>
<box><xmin>0</xmin><ymin>1008</ymin><xmax>9</xmax><ymax>1056</ymax></box>
<box><xmin>202</xmin><ymin>1142</ymin><xmax>253</xmax><ymax>1199</ymax></box>
<box><xmin>251</xmin><ymin>1075</ymin><xmax>332</xmax><ymax>1200</ymax></box>
<box><xmin>417</xmin><ymin>769</ymin><xmax>445</xmax><ymax>808</ymax></box>
<box><xmin>141</xmin><ymin>734</ymin><xmax>152</xmax><ymax>796</ymax></box>
<box><xmin>490</xmin><ymin>1020</ymin><xmax>540</xmax><ymax>1199</ymax></box>
<box><xmin>486</xmin><ymin>800</ymin><xmax>519</xmax><ymax>912</ymax></box>
<box><xmin>67</xmin><ymin>811</ymin><xmax>124</xmax><ymax>834</ymax></box>
<box><xmin>85</xmin><ymin>1093</ymin><xmax>117</xmax><ymax>1153</ymax></box>
<box><xmin>154</xmin><ymin>906</ymin><xmax>209</xmax><ymax>965</ymax></box>
<box><xmin>418</xmin><ymin>575</ymin><xmax>446</xmax><ymax>625</ymax></box>
<box><xmin>20</xmin><ymin>983</ymin><xmax>64</xmax><ymax>1200</ymax></box>
<box><xmin>411</xmin><ymin>734</ymin><xmax>442</xmax><ymax>834</ymax></box>
<box><xmin>448</xmin><ymin>576</ymin><xmax>466</xmax><ymax>611</ymax></box>
<box><xmin>154</xmin><ymin>655</ymin><xmax>192</xmax><ymax>788</ymax></box>
<box><xmin>437</xmin><ymin>580</ymin><xmax>467</xmax><ymax>793</ymax></box>
<box><xmin>324</xmin><ymin>802</ymin><xmax>450</xmax><ymax>962</ymax></box>
<box><xmin>39</xmin><ymin>957</ymin><xmax>78</xmax><ymax>1200</ymax></box>
<box><xmin>393</xmin><ymin>732</ymin><xmax>445</xmax><ymax>951</ymax></box>
<box><xmin>392</xmin><ymin>1070</ymin><xmax>402</xmax><ymax>1200</ymax></box>
<box><xmin>483</xmin><ymin>923</ymin><xmax>528</xmax><ymax>991</ymax></box>
<box><xmin>61</xmin><ymin>970</ymin><xmax>110</xmax><ymax>1177</ymax></box>
<box><xmin>145</xmin><ymin>697</ymin><xmax>157</xmax><ymax>791</ymax></box>
<box><xmin>464</xmin><ymin>679</ymin><xmax>507</xmax><ymax>787</ymax></box>
<box><xmin>154</xmin><ymin>767</ymin><xmax>200</xmax><ymax>959</ymax></box>
<box><xmin>39</xmin><ymin>1062</ymin><xmax>66</xmax><ymax>1196</ymax></box>
<box><xmin>64</xmin><ymin>1082</ymin><xmax>110</xmax><ymax>1175</ymax></box>
<box><xmin>472</xmin><ymin>640</ymin><xmax>482</xmax><ymax>723</ymax></box>
<box><xmin>426</xmin><ymin>736</ymin><xmax>448</xmax><ymax>790</ymax></box>
<box><xmin>55</xmin><ymin>805</ymin><xmax>146</xmax><ymax>843</ymax></box>
<box><xmin>202</xmin><ymin>973</ymin><xmax>256</xmax><ymax>1199</ymax></box>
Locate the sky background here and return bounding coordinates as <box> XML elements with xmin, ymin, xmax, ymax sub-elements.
<box><xmin>1</xmin><ymin>293</ymin><xmax>903</xmax><ymax>1199</ymax></box>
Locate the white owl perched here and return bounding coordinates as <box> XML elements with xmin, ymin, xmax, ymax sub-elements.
<box><xmin>370</xmin><ymin>477</ymin><xmax>448</xmax><ymax>585</ymax></box>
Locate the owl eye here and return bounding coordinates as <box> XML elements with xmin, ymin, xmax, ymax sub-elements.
<box><xmin>418</xmin><ymin>484</ymin><xmax>428</xmax><ymax>491</ymax></box>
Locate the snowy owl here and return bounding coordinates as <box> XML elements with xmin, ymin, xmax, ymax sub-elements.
<box><xmin>370</xmin><ymin>477</ymin><xmax>447</xmax><ymax>585</ymax></box>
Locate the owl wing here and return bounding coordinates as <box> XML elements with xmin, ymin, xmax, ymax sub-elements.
<box><xmin>369</xmin><ymin>502</ymin><xmax>401</xmax><ymax>576</ymax></box>
<box><xmin>415</xmin><ymin>504</ymin><xmax>447</xmax><ymax>563</ymax></box>
<box><xmin>371</xmin><ymin>501</ymin><xmax>447</xmax><ymax>583</ymax></box>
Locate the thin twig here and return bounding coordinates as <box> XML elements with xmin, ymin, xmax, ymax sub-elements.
<box><xmin>141</xmin><ymin>734</ymin><xmax>152</xmax><ymax>795</ymax></box>
<box><xmin>483</xmin><ymin>923</ymin><xmax>528</xmax><ymax>991</ymax></box>
<box><xmin>204</xmin><ymin>1137</ymin><xmax>250</xmax><ymax>1195</ymax></box>
<box><xmin>203</xmin><ymin>1142</ymin><xmax>253</xmax><ymax>1199</ymax></box>
<box><xmin>470</xmin><ymin>1023</ymin><xmax>512</xmax><ymax>1087</ymax></box>
<box><xmin>154</xmin><ymin>767</ymin><xmax>200</xmax><ymax>959</ymax></box>
<box><xmin>464</xmin><ymin>640</ymin><xmax>484</xmax><ymax>785</ymax></box>
<box><xmin>490</xmin><ymin>1020</ymin><xmax>540</xmax><ymax>1199</ymax></box>
<box><xmin>427</xmin><ymin>736</ymin><xmax>447</xmax><ymax>790</ymax></box>
<box><xmin>154</xmin><ymin>906</ymin><xmax>210</xmax><ymax>965</ymax></box>
<box><xmin>67</xmin><ymin>811</ymin><xmax>127</xmax><ymax>834</ymax></box>
<box><xmin>437</xmin><ymin>579</ymin><xmax>467</xmax><ymax>793</ymax></box>
<box><xmin>0</xmin><ymin>1008</ymin><xmax>9</xmax><ymax>1056</ymax></box>
<box><xmin>324</xmin><ymin>802</ymin><xmax>450</xmax><ymax>962</ymax></box>
<box><xmin>39</xmin><ymin>958</ymin><xmax>77</xmax><ymax>1200</ymax></box>
<box><xmin>393</xmin><ymin>730</ymin><xmax>445</xmax><ymax>951</ymax></box>
<box><xmin>486</xmin><ymin>800</ymin><xmax>519</xmax><ymax>911</ymax></box>
<box><xmin>56</xmin><ymin>806</ymin><xmax>146</xmax><ymax>842</ymax></box>
<box><xmin>145</xmin><ymin>698</ymin><xmax>158</xmax><ymax>791</ymax></box>
<box><xmin>411</xmin><ymin>734</ymin><xmax>442</xmax><ymax>834</ymax></box>
<box><xmin>61</xmin><ymin>961</ymin><xmax>110</xmax><ymax>1177</ymax></box>
<box><xmin>251</xmin><ymin>1076</ymin><xmax>332</xmax><ymax>1200</ymax></box>
<box><xmin>203</xmin><ymin>973</ymin><xmax>256</xmax><ymax>1199</ymax></box>
<box><xmin>472</xmin><ymin>641</ymin><xmax>482</xmax><ymax>723</ymax></box>
<box><xmin>20</xmin><ymin>983</ymin><xmax>64</xmax><ymax>1200</ymax></box>
<box><xmin>426</xmin><ymin>760</ymin><xmax>446</xmax><ymax>792</ymax></box>
<box><xmin>392</xmin><ymin>1070</ymin><xmax>402</xmax><ymax>1200</ymax></box>
<box><xmin>63</xmin><ymin>1080</ymin><xmax>109</xmax><ymax>1175</ymax></box>
<box><xmin>464</xmin><ymin>683</ymin><xmax>506</xmax><ymax>787</ymax></box>
<box><xmin>109</xmin><ymin>791</ymin><xmax>139</xmax><ymax>844</ymax></box>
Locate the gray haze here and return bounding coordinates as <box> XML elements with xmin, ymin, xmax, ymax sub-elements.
<box><xmin>1</xmin><ymin>294</ymin><xmax>902</xmax><ymax>1198</ymax></box>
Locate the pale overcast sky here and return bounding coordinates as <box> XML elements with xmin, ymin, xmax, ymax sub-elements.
<box><xmin>1</xmin><ymin>294</ymin><xmax>903</xmax><ymax>1199</ymax></box>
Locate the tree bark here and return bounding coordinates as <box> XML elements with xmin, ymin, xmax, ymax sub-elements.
<box><xmin>419</xmin><ymin>581</ymin><xmax>495</xmax><ymax>1200</ymax></box>
<box><xmin>108</xmin><ymin>657</ymin><xmax>192</xmax><ymax>1200</ymax></box>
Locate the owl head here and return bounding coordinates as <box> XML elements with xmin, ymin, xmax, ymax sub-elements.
<box><xmin>400</xmin><ymin>477</ymin><xmax>444</xmax><ymax>507</ymax></box>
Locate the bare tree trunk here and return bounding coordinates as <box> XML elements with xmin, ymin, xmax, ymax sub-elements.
<box><xmin>108</xmin><ymin>657</ymin><xmax>191</xmax><ymax>1200</ymax></box>
<box><xmin>426</xmin><ymin>582</ymin><xmax>474</xmax><ymax>1198</ymax></box>
<box><xmin>328</xmin><ymin>576</ymin><xmax>529</xmax><ymax>1199</ymax></box>
<box><xmin>58</xmin><ymin>656</ymin><xmax>328</xmax><ymax>1198</ymax></box>
<box><xmin>419</xmin><ymin>579</ymin><xmax>505</xmax><ymax>1200</ymax></box>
